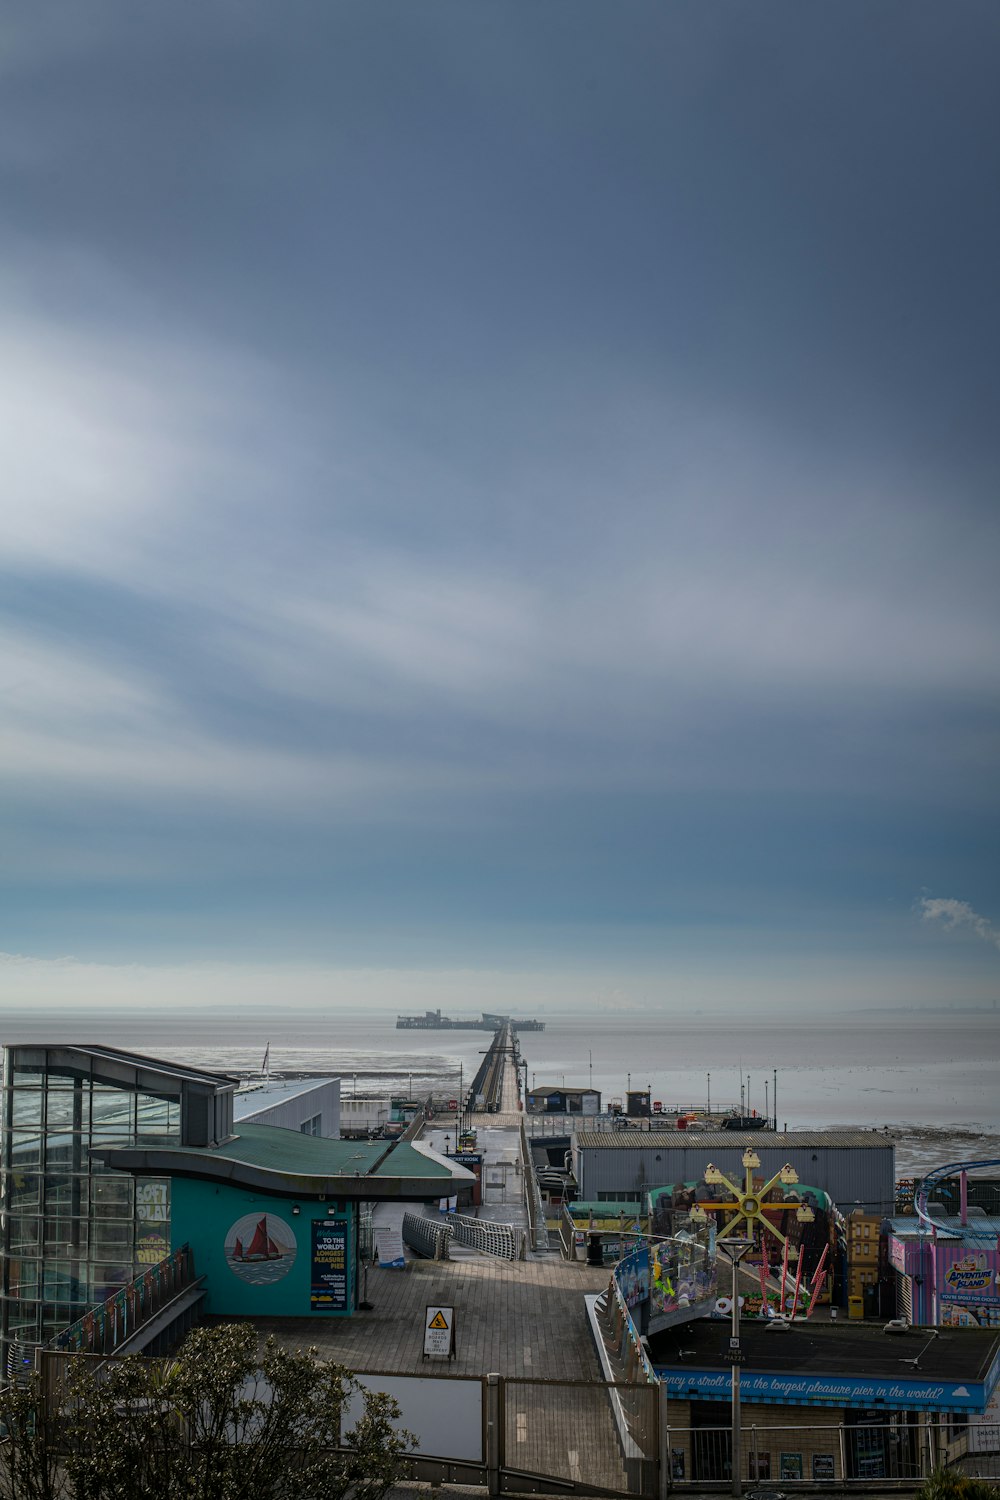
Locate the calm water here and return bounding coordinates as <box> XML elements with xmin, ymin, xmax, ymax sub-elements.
<box><xmin>3</xmin><ymin>1008</ymin><xmax>997</xmax><ymax>1176</ymax></box>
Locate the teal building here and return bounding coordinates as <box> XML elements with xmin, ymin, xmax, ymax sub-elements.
<box><xmin>1</xmin><ymin>1043</ymin><xmax>473</xmax><ymax>1370</ymax></box>
<box><xmin>103</xmin><ymin>1123</ymin><xmax>470</xmax><ymax>1318</ymax></box>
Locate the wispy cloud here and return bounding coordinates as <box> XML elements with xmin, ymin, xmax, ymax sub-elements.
<box><xmin>921</xmin><ymin>898</ymin><xmax>1000</xmax><ymax>953</ymax></box>
<box><xmin>0</xmin><ymin>6</ymin><xmax>998</xmax><ymax>982</ymax></box>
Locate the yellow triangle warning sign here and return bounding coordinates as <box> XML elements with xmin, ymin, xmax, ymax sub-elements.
<box><xmin>428</xmin><ymin>1311</ymin><xmax>449</xmax><ymax>1329</ymax></box>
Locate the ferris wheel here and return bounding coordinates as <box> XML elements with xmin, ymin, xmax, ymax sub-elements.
<box><xmin>689</xmin><ymin>1148</ymin><xmax>815</xmax><ymax>1248</ymax></box>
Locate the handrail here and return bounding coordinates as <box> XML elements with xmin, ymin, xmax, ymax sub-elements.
<box><xmin>47</xmin><ymin>1245</ymin><xmax>197</xmax><ymax>1359</ymax></box>
<box><xmin>519</xmin><ymin>1118</ymin><xmax>549</xmax><ymax>1252</ymax></box>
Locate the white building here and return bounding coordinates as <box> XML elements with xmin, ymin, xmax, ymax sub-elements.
<box><xmin>233</xmin><ymin>1076</ymin><xmax>340</xmax><ymax>1138</ymax></box>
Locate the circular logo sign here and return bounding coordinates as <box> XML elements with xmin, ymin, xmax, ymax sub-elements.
<box><xmin>225</xmin><ymin>1211</ymin><xmax>297</xmax><ymax>1285</ymax></box>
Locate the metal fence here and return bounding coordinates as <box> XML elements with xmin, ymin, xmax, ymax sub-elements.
<box><xmin>503</xmin><ymin>1377</ymin><xmax>659</xmax><ymax>1498</ymax></box>
<box><xmin>400</xmin><ymin>1211</ymin><xmax>526</xmax><ymax>1261</ymax></box>
<box><xmin>519</xmin><ymin>1118</ymin><xmax>550</xmax><ymax>1252</ymax></box>
<box><xmin>526</xmin><ymin>1112</ymin><xmax>623</xmax><ymax>1137</ymax></box>
<box><xmin>450</xmin><ymin>1213</ymin><xmax>526</xmax><ymax>1261</ymax></box>
<box><xmin>45</xmin><ymin>1246</ymin><xmax>198</xmax><ymax>1359</ymax></box>
<box><xmin>401</xmin><ymin>1210</ymin><xmax>451</xmax><ymax>1259</ymax></box>
<box><xmin>22</xmin><ymin>1348</ymin><xmax>1000</xmax><ymax>1497</ymax></box>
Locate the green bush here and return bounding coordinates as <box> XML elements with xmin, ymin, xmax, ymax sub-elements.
<box><xmin>918</xmin><ymin>1469</ymin><xmax>1000</xmax><ymax>1500</ymax></box>
<box><xmin>1</xmin><ymin>1324</ymin><xmax>416</xmax><ymax>1500</ymax></box>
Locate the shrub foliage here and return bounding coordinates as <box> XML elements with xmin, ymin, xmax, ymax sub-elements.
<box><xmin>1</xmin><ymin>1324</ymin><xmax>415</xmax><ymax>1500</ymax></box>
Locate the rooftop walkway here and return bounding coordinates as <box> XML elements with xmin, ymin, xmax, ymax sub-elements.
<box><xmin>253</xmin><ymin>1255</ymin><xmax>609</xmax><ymax>1376</ymax></box>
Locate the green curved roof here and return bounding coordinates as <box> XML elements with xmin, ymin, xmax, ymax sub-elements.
<box><xmin>97</xmin><ymin>1123</ymin><xmax>472</xmax><ymax>1200</ymax></box>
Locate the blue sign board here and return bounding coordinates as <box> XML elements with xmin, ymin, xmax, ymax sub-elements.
<box><xmin>654</xmin><ymin>1366</ymin><xmax>987</xmax><ymax>1413</ymax></box>
<box><xmin>616</xmin><ymin>1245</ymin><xmax>650</xmax><ymax>1307</ymax></box>
<box><xmin>310</xmin><ymin>1219</ymin><xmax>348</xmax><ymax>1312</ymax></box>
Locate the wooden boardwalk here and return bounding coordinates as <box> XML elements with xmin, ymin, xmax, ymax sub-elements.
<box><xmin>254</xmin><ymin>1254</ymin><xmax>610</xmax><ymax>1377</ymax></box>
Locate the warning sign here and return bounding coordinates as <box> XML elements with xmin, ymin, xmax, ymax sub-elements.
<box><xmin>423</xmin><ymin>1304</ymin><xmax>455</xmax><ymax>1358</ymax></box>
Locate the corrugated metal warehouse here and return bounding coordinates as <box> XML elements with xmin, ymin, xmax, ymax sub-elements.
<box><xmin>573</xmin><ymin>1130</ymin><xmax>895</xmax><ymax>1214</ymax></box>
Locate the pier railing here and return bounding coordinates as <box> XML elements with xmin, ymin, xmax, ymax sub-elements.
<box><xmin>519</xmin><ymin>1116</ymin><xmax>550</xmax><ymax>1252</ymax></box>
<box><xmin>46</xmin><ymin>1246</ymin><xmax>198</xmax><ymax>1360</ymax></box>
<box><xmin>401</xmin><ymin>1211</ymin><xmax>451</xmax><ymax>1260</ymax></box>
<box><xmin>27</xmin><ymin>1348</ymin><xmax>993</xmax><ymax>1497</ymax></box>
<box><xmin>450</xmin><ymin>1212</ymin><xmax>526</xmax><ymax>1261</ymax></box>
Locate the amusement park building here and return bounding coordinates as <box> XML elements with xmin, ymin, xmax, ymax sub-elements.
<box><xmin>888</xmin><ymin>1213</ymin><xmax>1000</xmax><ymax>1329</ymax></box>
<box><xmin>573</xmin><ymin>1130</ymin><xmax>895</xmax><ymax>1213</ymax></box>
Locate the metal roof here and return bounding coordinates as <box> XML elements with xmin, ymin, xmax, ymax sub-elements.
<box><xmin>652</xmin><ymin>1322</ymin><xmax>1000</xmax><ymax>1413</ymax></box>
<box><xmin>7</xmin><ymin>1042</ymin><xmax>239</xmax><ymax>1089</ymax></box>
<box><xmin>888</xmin><ymin>1212</ymin><xmax>1000</xmax><ymax>1239</ymax></box>
<box><xmin>528</xmin><ymin>1084</ymin><xmax>600</xmax><ymax>1094</ymax></box>
<box><xmin>98</xmin><ymin>1122</ymin><xmax>474</xmax><ymax>1200</ymax></box>
<box><xmin>234</xmin><ymin>1076</ymin><xmax>336</xmax><ymax>1116</ymax></box>
<box><xmin>575</xmin><ymin>1130</ymin><xmax>894</xmax><ymax>1150</ymax></box>
<box><xmin>652</xmin><ymin>1319</ymin><xmax>1000</xmax><ymax>1382</ymax></box>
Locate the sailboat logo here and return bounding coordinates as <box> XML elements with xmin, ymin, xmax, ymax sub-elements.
<box><xmin>225</xmin><ymin>1212</ymin><xmax>297</xmax><ymax>1286</ymax></box>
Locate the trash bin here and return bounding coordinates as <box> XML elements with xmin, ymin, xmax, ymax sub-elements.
<box><xmin>848</xmin><ymin>1294</ymin><xmax>864</xmax><ymax>1320</ymax></box>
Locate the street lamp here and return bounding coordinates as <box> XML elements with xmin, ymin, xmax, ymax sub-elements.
<box><xmin>716</xmin><ymin>1237</ymin><xmax>754</xmax><ymax>1498</ymax></box>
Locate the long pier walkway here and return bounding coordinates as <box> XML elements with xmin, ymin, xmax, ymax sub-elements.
<box><xmin>372</xmin><ymin>1024</ymin><xmax>543</xmax><ymax>1260</ymax></box>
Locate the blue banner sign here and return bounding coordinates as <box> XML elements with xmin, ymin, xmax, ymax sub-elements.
<box><xmin>654</xmin><ymin>1366</ymin><xmax>988</xmax><ymax>1413</ymax></box>
<box><xmin>310</xmin><ymin>1219</ymin><xmax>348</xmax><ymax>1312</ymax></box>
<box><xmin>616</xmin><ymin>1245</ymin><xmax>649</xmax><ymax>1306</ymax></box>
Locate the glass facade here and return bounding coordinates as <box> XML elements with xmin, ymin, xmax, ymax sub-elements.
<box><xmin>1</xmin><ymin>1045</ymin><xmax>234</xmax><ymax>1365</ymax></box>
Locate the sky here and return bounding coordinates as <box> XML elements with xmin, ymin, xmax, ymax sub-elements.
<box><xmin>1</xmin><ymin>2</ymin><xmax>999</xmax><ymax>1016</ymax></box>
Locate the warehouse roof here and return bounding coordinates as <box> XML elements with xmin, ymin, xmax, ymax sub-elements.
<box><xmin>576</xmin><ymin>1130</ymin><xmax>895</xmax><ymax>1150</ymax></box>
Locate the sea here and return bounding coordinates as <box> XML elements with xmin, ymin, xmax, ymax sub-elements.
<box><xmin>2</xmin><ymin>1007</ymin><xmax>997</xmax><ymax>1180</ymax></box>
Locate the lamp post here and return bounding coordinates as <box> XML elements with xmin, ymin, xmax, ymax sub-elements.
<box><xmin>717</xmin><ymin>1237</ymin><xmax>754</xmax><ymax>1498</ymax></box>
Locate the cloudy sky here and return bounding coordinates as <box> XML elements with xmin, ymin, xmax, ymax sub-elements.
<box><xmin>2</xmin><ymin>2</ymin><xmax>998</xmax><ymax>1014</ymax></box>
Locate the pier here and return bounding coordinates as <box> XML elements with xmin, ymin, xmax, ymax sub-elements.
<box><xmin>370</xmin><ymin>1024</ymin><xmax>543</xmax><ymax>1265</ymax></box>
<box><xmin>396</xmin><ymin>1009</ymin><xmax>544</xmax><ymax>1031</ymax></box>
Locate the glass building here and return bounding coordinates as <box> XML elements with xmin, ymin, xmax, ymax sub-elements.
<box><xmin>1</xmin><ymin>1044</ymin><xmax>237</xmax><ymax>1369</ymax></box>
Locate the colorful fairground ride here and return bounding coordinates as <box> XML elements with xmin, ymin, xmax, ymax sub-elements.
<box><xmin>648</xmin><ymin>1149</ymin><xmax>841</xmax><ymax>1320</ymax></box>
<box><xmin>907</xmin><ymin>1156</ymin><xmax>1000</xmax><ymax>1328</ymax></box>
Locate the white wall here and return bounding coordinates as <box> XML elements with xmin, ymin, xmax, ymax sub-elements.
<box><xmin>237</xmin><ymin>1078</ymin><xmax>341</xmax><ymax>1138</ymax></box>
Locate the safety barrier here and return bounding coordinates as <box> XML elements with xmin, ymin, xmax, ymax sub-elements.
<box><xmin>599</xmin><ymin>1277</ymin><xmax>658</xmax><ymax>1386</ymax></box>
<box><xmin>47</xmin><ymin>1245</ymin><xmax>198</xmax><ymax>1359</ymax></box>
<box><xmin>519</xmin><ymin>1117</ymin><xmax>550</xmax><ymax>1252</ymax></box>
<box><xmin>401</xmin><ymin>1211</ymin><xmax>452</xmax><ymax>1260</ymax></box>
<box><xmin>25</xmin><ymin>1349</ymin><xmax>1000</xmax><ymax>1497</ymax></box>
<box><xmin>450</xmin><ymin>1213</ymin><xmax>526</xmax><ymax>1261</ymax></box>
<box><xmin>659</xmin><ymin>1418</ymin><xmax>996</xmax><ymax>1487</ymax></box>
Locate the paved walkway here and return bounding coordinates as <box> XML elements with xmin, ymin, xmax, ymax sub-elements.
<box><xmin>255</xmin><ymin>1255</ymin><xmax>609</xmax><ymax>1376</ymax></box>
<box><xmin>373</xmin><ymin>1026</ymin><xmax>539</xmax><ymax>1260</ymax></box>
